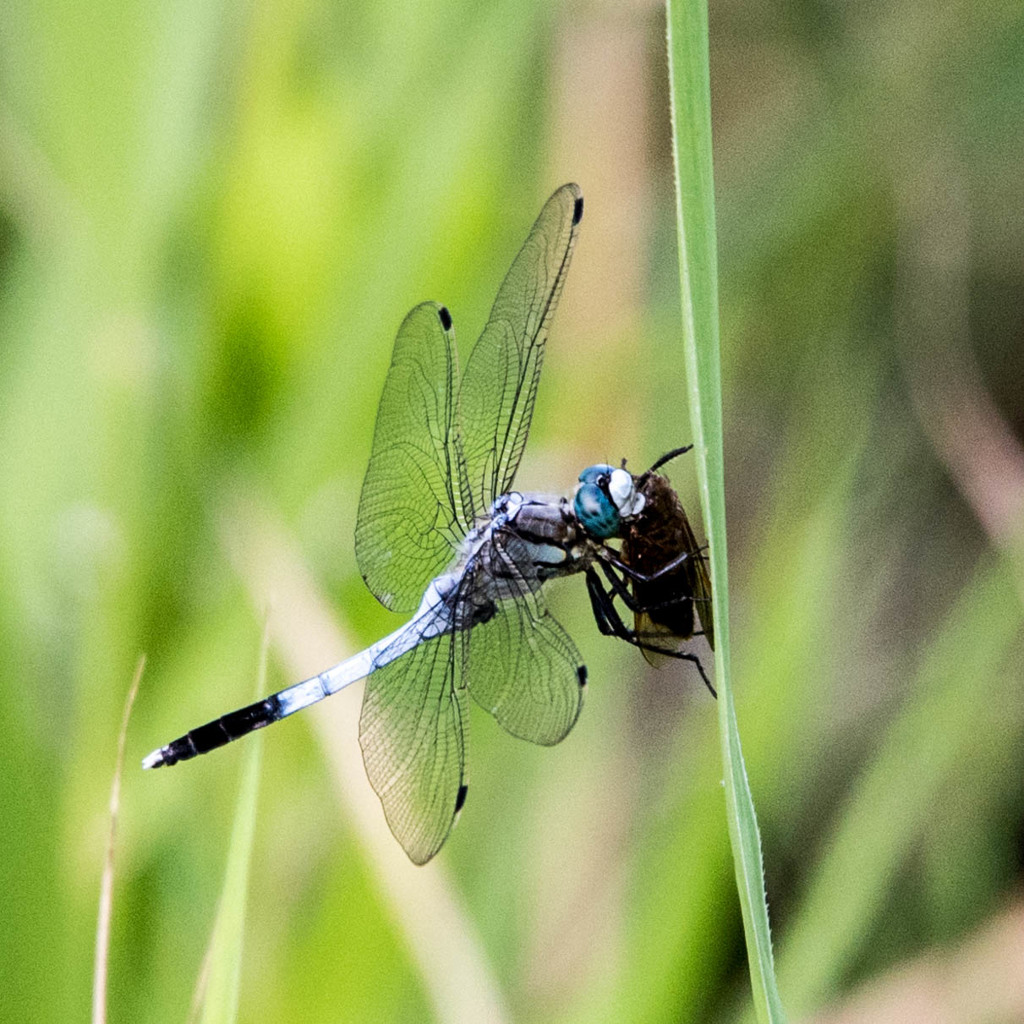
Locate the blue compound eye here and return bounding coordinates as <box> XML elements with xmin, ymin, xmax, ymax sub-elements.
<box><xmin>578</xmin><ymin>463</ymin><xmax>615</xmax><ymax>487</ymax></box>
<box><xmin>574</xmin><ymin>481</ymin><xmax>621</xmax><ymax>539</ymax></box>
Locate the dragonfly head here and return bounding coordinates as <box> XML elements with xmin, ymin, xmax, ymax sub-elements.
<box><xmin>574</xmin><ymin>464</ymin><xmax>646</xmax><ymax>539</ymax></box>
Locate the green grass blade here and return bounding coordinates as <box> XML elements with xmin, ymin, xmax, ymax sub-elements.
<box><xmin>92</xmin><ymin>655</ymin><xmax>146</xmax><ymax>1024</ymax></box>
<box><xmin>665</xmin><ymin>1</ymin><xmax>787</xmax><ymax>1020</ymax></box>
<box><xmin>193</xmin><ymin>627</ymin><xmax>269</xmax><ymax>1024</ymax></box>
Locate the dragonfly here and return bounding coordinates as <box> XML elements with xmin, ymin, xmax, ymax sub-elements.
<box><xmin>143</xmin><ymin>183</ymin><xmax>713</xmax><ymax>864</ymax></box>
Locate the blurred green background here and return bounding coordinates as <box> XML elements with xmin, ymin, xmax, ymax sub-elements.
<box><xmin>3</xmin><ymin>0</ymin><xmax>1024</xmax><ymax>1021</ymax></box>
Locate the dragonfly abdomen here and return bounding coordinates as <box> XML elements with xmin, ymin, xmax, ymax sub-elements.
<box><xmin>142</xmin><ymin>695</ymin><xmax>284</xmax><ymax>768</ymax></box>
<box><xmin>142</xmin><ymin>612</ymin><xmax>456</xmax><ymax>770</ymax></box>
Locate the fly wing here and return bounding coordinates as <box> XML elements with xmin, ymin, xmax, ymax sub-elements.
<box><xmin>677</xmin><ymin>508</ymin><xmax>714</xmax><ymax>651</ymax></box>
<box><xmin>691</xmin><ymin>540</ymin><xmax>714</xmax><ymax>651</ymax></box>
<box><xmin>459</xmin><ymin>184</ymin><xmax>583</xmax><ymax>512</ymax></box>
<box><xmin>463</xmin><ymin>532</ymin><xmax>585</xmax><ymax>745</ymax></box>
<box><xmin>359</xmin><ymin>624</ymin><xmax>468</xmax><ymax>865</ymax></box>
<box><xmin>634</xmin><ymin>613</ymin><xmax>680</xmax><ymax>665</ymax></box>
<box><xmin>355</xmin><ymin>302</ymin><xmax>470</xmax><ymax>613</ymax></box>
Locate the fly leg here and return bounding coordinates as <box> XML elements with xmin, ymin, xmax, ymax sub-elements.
<box><xmin>584</xmin><ymin>569</ymin><xmax>716</xmax><ymax>697</ymax></box>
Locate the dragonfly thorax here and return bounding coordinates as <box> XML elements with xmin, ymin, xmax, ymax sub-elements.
<box><xmin>453</xmin><ymin>493</ymin><xmax>585</xmax><ymax>598</ymax></box>
<box><xmin>505</xmin><ymin>494</ymin><xmax>587</xmax><ymax>573</ymax></box>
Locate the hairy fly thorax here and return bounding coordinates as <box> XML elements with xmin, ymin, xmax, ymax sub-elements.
<box><xmin>623</xmin><ymin>473</ymin><xmax>689</xmax><ymax>573</ymax></box>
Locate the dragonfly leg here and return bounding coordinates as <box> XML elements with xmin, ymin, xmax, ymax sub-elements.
<box><xmin>587</xmin><ymin>567</ymin><xmax>676</xmax><ymax>643</ymax></box>
<box><xmin>592</xmin><ymin>558</ymin><xmax>634</xmax><ymax>609</ymax></box>
<box><xmin>598</xmin><ymin>548</ymin><xmax>708</xmax><ymax>598</ymax></box>
<box><xmin>585</xmin><ymin>567</ymin><xmax>627</xmax><ymax>637</ymax></box>
<box><xmin>596</xmin><ymin>545</ymin><xmax>705</xmax><ymax>586</ymax></box>
<box><xmin>601</xmin><ymin>569</ymin><xmax>710</xmax><ymax>642</ymax></box>
<box><xmin>596</xmin><ymin>558</ymin><xmax>682</xmax><ymax>616</ymax></box>
<box><xmin>585</xmin><ymin>569</ymin><xmax>716</xmax><ymax>697</ymax></box>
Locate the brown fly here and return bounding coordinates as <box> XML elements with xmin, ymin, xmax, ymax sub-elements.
<box><xmin>576</xmin><ymin>446</ymin><xmax>715</xmax><ymax>695</ymax></box>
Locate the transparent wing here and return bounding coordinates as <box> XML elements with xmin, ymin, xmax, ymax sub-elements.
<box><xmin>633</xmin><ymin>509</ymin><xmax>714</xmax><ymax>657</ymax></box>
<box><xmin>355</xmin><ymin>302</ymin><xmax>470</xmax><ymax>613</ymax></box>
<box><xmin>358</xmin><ymin>626</ymin><xmax>468</xmax><ymax>865</ymax></box>
<box><xmin>464</xmin><ymin>534</ymin><xmax>585</xmax><ymax>746</ymax></box>
<box><xmin>460</xmin><ymin>183</ymin><xmax>583</xmax><ymax>511</ymax></box>
<box><xmin>669</xmin><ymin>507</ymin><xmax>713</xmax><ymax>651</ymax></box>
<box><xmin>690</xmin><ymin>537</ymin><xmax>715</xmax><ymax>651</ymax></box>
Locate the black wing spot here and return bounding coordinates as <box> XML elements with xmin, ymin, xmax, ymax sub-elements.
<box><xmin>455</xmin><ymin>783</ymin><xmax>468</xmax><ymax>813</ymax></box>
<box><xmin>438</xmin><ymin>306</ymin><xmax>453</xmax><ymax>331</ymax></box>
<box><xmin>577</xmin><ymin>665</ymin><xmax>588</xmax><ymax>688</ymax></box>
<box><xmin>573</xmin><ymin>196</ymin><xmax>584</xmax><ymax>224</ymax></box>
<box><xmin>472</xmin><ymin>600</ymin><xmax>497</xmax><ymax>626</ymax></box>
